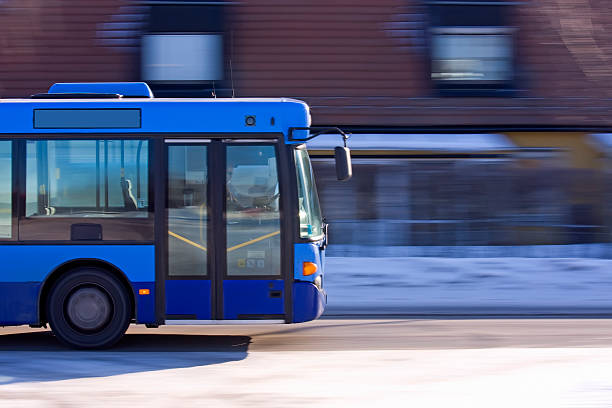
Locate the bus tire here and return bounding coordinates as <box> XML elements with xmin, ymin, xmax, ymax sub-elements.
<box><xmin>46</xmin><ymin>267</ymin><xmax>131</xmax><ymax>349</ymax></box>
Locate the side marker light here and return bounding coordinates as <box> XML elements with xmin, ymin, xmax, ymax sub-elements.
<box><xmin>303</xmin><ymin>262</ymin><xmax>318</xmax><ymax>276</ymax></box>
<box><xmin>139</xmin><ymin>289</ymin><xmax>150</xmax><ymax>295</ymax></box>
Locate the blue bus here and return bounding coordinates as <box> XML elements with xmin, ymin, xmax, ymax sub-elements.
<box><xmin>0</xmin><ymin>82</ymin><xmax>351</xmax><ymax>348</ymax></box>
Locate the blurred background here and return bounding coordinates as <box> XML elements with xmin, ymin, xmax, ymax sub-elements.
<box><xmin>4</xmin><ymin>0</ymin><xmax>612</xmax><ymax>313</ymax></box>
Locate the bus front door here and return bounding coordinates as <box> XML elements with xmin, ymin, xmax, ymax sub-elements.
<box><xmin>223</xmin><ymin>143</ymin><xmax>284</xmax><ymax>320</ymax></box>
<box><xmin>165</xmin><ymin>141</ymin><xmax>284</xmax><ymax>322</ymax></box>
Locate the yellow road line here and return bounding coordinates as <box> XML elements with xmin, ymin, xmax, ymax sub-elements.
<box><xmin>168</xmin><ymin>231</ymin><xmax>207</xmax><ymax>252</ymax></box>
<box><xmin>227</xmin><ymin>230</ymin><xmax>280</xmax><ymax>252</ymax></box>
<box><xmin>169</xmin><ymin>229</ymin><xmax>281</xmax><ymax>254</ymax></box>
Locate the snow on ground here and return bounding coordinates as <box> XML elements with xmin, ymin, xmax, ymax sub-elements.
<box><xmin>324</xmin><ymin>256</ymin><xmax>612</xmax><ymax>315</ymax></box>
<box><xmin>3</xmin><ymin>348</ymin><xmax>612</xmax><ymax>407</ymax></box>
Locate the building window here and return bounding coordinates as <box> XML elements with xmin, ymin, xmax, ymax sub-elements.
<box><xmin>429</xmin><ymin>3</ymin><xmax>515</xmax><ymax>96</ymax></box>
<box><xmin>142</xmin><ymin>34</ymin><xmax>224</xmax><ymax>82</ymax></box>
<box><xmin>141</xmin><ymin>3</ymin><xmax>227</xmax><ymax>97</ymax></box>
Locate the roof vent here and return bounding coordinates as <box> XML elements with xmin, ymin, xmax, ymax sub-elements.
<box><xmin>47</xmin><ymin>82</ymin><xmax>154</xmax><ymax>98</ymax></box>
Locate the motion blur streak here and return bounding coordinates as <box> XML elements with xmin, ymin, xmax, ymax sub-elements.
<box><xmin>314</xmin><ymin>152</ymin><xmax>612</xmax><ymax>252</ymax></box>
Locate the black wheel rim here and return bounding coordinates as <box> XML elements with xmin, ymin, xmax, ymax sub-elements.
<box><xmin>65</xmin><ymin>285</ymin><xmax>113</xmax><ymax>333</ymax></box>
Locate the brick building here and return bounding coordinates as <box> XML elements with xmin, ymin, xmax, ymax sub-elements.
<box><xmin>1</xmin><ymin>0</ymin><xmax>612</xmax><ymax>128</ymax></box>
<box><xmin>2</xmin><ymin>0</ymin><xmax>612</xmax><ymax>248</ymax></box>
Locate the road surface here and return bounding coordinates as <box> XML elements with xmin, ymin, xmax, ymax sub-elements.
<box><xmin>2</xmin><ymin>319</ymin><xmax>612</xmax><ymax>407</ymax></box>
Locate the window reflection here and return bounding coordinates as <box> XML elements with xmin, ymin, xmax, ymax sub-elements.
<box><xmin>26</xmin><ymin>140</ymin><xmax>148</xmax><ymax>218</ymax></box>
<box><xmin>168</xmin><ymin>145</ymin><xmax>208</xmax><ymax>277</ymax></box>
<box><xmin>226</xmin><ymin>145</ymin><xmax>281</xmax><ymax>276</ymax></box>
<box><xmin>295</xmin><ymin>148</ymin><xmax>323</xmax><ymax>239</ymax></box>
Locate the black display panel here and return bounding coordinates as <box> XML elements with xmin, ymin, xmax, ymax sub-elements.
<box><xmin>34</xmin><ymin>109</ymin><xmax>141</xmax><ymax>129</ymax></box>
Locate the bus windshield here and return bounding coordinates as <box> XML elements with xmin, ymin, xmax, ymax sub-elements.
<box><xmin>295</xmin><ymin>148</ymin><xmax>323</xmax><ymax>239</ymax></box>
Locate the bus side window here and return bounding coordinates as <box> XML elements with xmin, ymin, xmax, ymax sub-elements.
<box><xmin>25</xmin><ymin>139</ymin><xmax>149</xmax><ymax>218</ymax></box>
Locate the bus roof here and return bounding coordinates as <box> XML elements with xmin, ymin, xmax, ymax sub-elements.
<box><xmin>0</xmin><ymin>96</ymin><xmax>311</xmax><ymax>140</ymax></box>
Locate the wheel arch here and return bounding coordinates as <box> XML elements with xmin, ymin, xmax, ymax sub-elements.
<box><xmin>38</xmin><ymin>258</ymin><xmax>136</xmax><ymax>325</ymax></box>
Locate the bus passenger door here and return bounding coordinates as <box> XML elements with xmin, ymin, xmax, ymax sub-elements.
<box><xmin>222</xmin><ymin>143</ymin><xmax>284</xmax><ymax>320</ymax></box>
<box><xmin>166</xmin><ymin>142</ymin><xmax>211</xmax><ymax>320</ymax></box>
<box><xmin>165</xmin><ymin>140</ymin><xmax>284</xmax><ymax>322</ymax></box>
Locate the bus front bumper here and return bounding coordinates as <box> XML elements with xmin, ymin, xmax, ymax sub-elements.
<box><xmin>293</xmin><ymin>281</ymin><xmax>326</xmax><ymax>323</ymax></box>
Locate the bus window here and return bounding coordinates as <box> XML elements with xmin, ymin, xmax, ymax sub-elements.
<box><xmin>168</xmin><ymin>145</ymin><xmax>208</xmax><ymax>277</ymax></box>
<box><xmin>226</xmin><ymin>145</ymin><xmax>281</xmax><ymax>276</ymax></box>
<box><xmin>0</xmin><ymin>142</ymin><xmax>11</xmax><ymax>238</ymax></box>
<box><xmin>295</xmin><ymin>148</ymin><xmax>323</xmax><ymax>239</ymax></box>
<box><xmin>25</xmin><ymin>140</ymin><xmax>148</xmax><ymax>218</ymax></box>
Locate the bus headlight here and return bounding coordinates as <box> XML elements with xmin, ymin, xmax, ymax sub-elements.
<box><xmin>314</xmin><ymin>275</ymin><xmax>323</xmax><ymax>291</ymax></box>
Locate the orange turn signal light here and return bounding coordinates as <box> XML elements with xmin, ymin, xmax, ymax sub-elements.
<box><xmin>302</xmin><ymin>262</ymin><xmax>318</xmax><ymax>276</ymax></box>
<box><xmin>139</xmin><ymin>289</ymin><xmax>150</xmax><ymax>295</ymax></box>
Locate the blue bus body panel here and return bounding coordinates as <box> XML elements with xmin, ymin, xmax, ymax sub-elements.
<box><xmin>294</xmin><ymin>243</ymin><xmax>324</xmax><ymax>283</ymax></box>
<box><xmin>0</xmin><ymin>99</ymin><xmax>310</xmax><ymax>142</ymax></box>
<box><xmin>0</xmin><ymin>245</ymin><xmax>154</xmax><ymax>283</ymax></box>
<box><xmin>135</xmin><ymin>281</ymin><xmax>156</xmax><ymax>323</ymax></box>
<box><xmin>223</xmin><ymin>280</ymin><xmax>284</xmax><ymax>319</ymax></box>
<box><xmin>0</xmin><ymin>282</ymin><xmax>40</xmax><ymax>325</ymax></box>
<box><xmin>293</xmin><ymin>282</ymin><xmax>326</xmax><ymax>323</ymax></box>
<box><xmin>166</xmin><ymin>280</ymin><xmax>211</xmax><ymax>320</ymax></box>
<box><xmin>0</xmin><ymin>245</ymin><xmax>155</xmax><ymax>325</ymax></box>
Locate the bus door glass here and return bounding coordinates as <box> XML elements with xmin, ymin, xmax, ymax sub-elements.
<box><xmin>166</xmin><ymin>141</ymin><xmax>210</xmax><ymax>320</ymax></box>
<box><xmin>224</xmin><ymin>143</ymin><xmax>283</xmax><ymax>319</ymax></box>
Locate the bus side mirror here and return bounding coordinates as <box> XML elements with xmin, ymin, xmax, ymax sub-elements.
<box><xmin>334</xmin><ymin>146</ymin><xmax>352</xmax><ymax>181</ymax></box>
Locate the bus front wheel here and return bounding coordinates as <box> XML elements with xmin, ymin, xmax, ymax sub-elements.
<box><xmin>46</xmin><ymin>267</ymin><xmax>132</xmax><ymax>349</ymax></box>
